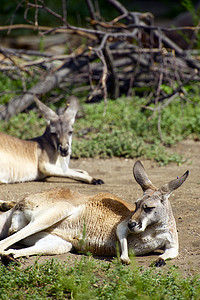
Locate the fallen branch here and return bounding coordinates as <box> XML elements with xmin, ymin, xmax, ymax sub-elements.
<box><xmin>0</xmin><ymin>0</ymin><xmax>199</xmax><ymax>121</ymax></box>
<box><xmin>0</xmin><ymin>52</ymin><xmax>97</xmax><ymax>120</ymax></box>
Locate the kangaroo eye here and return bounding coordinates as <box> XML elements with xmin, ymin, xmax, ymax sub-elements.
<box><xmin>143</xmin><ymin>206</ymin><xmax>155</xmax><ymax>213</ymax></box>
<box><xmin>68</xmin><ymin>131</ymin><xmax>73</xmax><ymax>135</ymax></box>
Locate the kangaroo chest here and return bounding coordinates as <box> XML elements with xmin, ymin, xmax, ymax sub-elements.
<box><xmin>128</xmin><ymin>227</ymin><xmax>170</xmax><ymax>255</ymax></box>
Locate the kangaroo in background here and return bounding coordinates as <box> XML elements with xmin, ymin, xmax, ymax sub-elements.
<box><xmin>0</xmin><ymin>96</ymin><xmax>104</xmax><ymax>185</ymax></box>
<box><xmin>0</xmin><ymin>161</ymin><xmax>188</xmax><ymax>267</ymax></box>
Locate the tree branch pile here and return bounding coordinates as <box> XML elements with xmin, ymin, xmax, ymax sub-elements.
<box><xmin>0</xmin><ymin>0</ymin><xmax>199</xmax><ymax>120</ymax></box>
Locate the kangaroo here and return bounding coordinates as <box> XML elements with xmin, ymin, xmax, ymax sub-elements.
<box><xmin>0</xmin><ymin>96</ymin><xmax>103</xmax><ymax>185</ymax></box>
<box><xmin>0</xmin><ymin>161</ymin><xmax>188</xmax><ymax>266</ymax></box>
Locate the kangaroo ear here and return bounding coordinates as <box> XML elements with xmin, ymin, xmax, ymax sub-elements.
<box><xmin>34</xmin><ymin>96</ymin><xmax>58</xmax><ymax>122</ymax></box>
<box><xmin>133</xmin><ymin>160</ymin><xmax>158</xmax><ymax>192</ymax></box>
<box><xmin>64</xmin><ymin>96</ymin><xmax>79</xmax><ymax>124</ymax></box>
<box><xmin>160</xmin><ymin>170</ymin><xmax>189</xmax><ymax>196</ymax></box>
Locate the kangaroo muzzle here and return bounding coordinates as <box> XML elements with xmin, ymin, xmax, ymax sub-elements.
<box><xmin>128</xmin><ymin>219</ymin><xmax>142</xmax><ymax>233</ymax></box>
<box><xmin>58</xmin><ymin>144</ymin><xmax>69</xmax><ymax>157</ymax></box>
<box><xmin>128</xmin><ymin>221</ymin><xmax>137</xmax><ymax>231</ymax></box>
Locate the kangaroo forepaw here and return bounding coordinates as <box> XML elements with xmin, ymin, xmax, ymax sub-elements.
<box><xmin>120</xmin><ymin>257</ymin><xmax>131</xmax><ymax>265</ymax></box>
<box><xmin>152</xmin><ymin>257</ymin><xmax>166</xmax><ymax>267</ymax></box>
<box><xmin>92</xmin><ymin>178</ymin><xmax>104</xmax><ymax>185</ymax></box>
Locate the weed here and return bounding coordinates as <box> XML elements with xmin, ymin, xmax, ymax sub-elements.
<box><xmin>0</xmin><ymin>257</ymin><xmax>199</xmax><ymax>299</ymax></box>
<box><xmin>0</xmin><ymin>83</ymin><xmax>200</xmax><ymax>165</ymax></box>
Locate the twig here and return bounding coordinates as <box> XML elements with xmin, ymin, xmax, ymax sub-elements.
<box><xmin>0</xmin><ymin>48</ymin><xmax>33</xmax><ymax>76</ymax></box>
<box><xmin>0</xmin><ymin>52</ymin><xmax>97</xmax><ymax>120</ymax></box>
<box><xmin>0</xmin><ymin>0</ymin><xmax>199</xmax><ymax>121</ymax></box>
<box><xmin>158</xmin><ymin>111</ymin><xmax>165</xmax><ymax>143</ymax></box>
<box><xmin>86</xmin><ymin>0</ymin><xmax>120</xmax><ymax>99</ymax></box>
<box><xmin>62</xmin><ymin>0</ymin><xmax>67</xmax><ymax>26</ymax></box>
<box><xmin>96</xmin><ymin>50</ymin><xmax>108</xmax><ymax>115</ymax></box>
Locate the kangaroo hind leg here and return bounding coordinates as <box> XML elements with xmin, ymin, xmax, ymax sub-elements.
<box><xmin>0</xmin><ymin>203</ymin><xmax>75</xmax><ymax>253</ymax></box>
<box><xmin>3</xmin><ymin>232</ymin><xmax>73</xmax><ymax>258</ymax></box>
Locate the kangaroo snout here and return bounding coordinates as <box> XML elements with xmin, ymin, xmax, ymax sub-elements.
<box><xmin>58</xmin><ymin>144</ymin><xmax>69</xmax><ymax>157</ymax></box>
<box><xmin>128</xmin><ymin>220</ymin><xmax>137</xmax><ymax>231</ymax></box>
<box><xmin>128</xmin><ymin>219</ymin><xmax>143</xmax><ymax>233</ymax></box>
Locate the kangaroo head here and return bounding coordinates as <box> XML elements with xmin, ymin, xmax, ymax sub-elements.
<box><xmin>35</xmin><ymin>96</ymin><xmax>79</xmax><ymax>157</ymax></box>
<box><xmin>128</xmin><ymin>160</ymin><xmax>189</xmax><ymax>234</ymax></box>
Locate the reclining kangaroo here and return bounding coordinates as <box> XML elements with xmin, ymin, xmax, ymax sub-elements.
<box><xmin>0</xmin><ymin>96</ymin><xmax>103</xmax><ymax>185</ymax></box>
<box><xmin>0</xmin><ymin>161</ymin><xmax>188</xmax><ymax>266</ymax></box>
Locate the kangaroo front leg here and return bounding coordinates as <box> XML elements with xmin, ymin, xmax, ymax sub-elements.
<box><xmin>3</xmin><ymin>232</ymin><xmax>73</xmax><ymax>258</ymax></box>
<box><xmin>154</xmin><ymin>246</ymin><xmax>179</xmax><ymax>267</ymax></box>
<box><xmin>160</xmin><ymin>247</ymin><xmax>179</xmax><ymax>260</ymax></box>
<box><xmin>116</xmin><ymin>221</ymin><xmax>130</xmax><ymax>264</ymax></box>
<box><xmin>63</xmin><ymin>168</ymin><xmax>104</xmax><ymax>184</ymax></box>
<box><xmin>57</xmin><ymin>157</ymin><xmax>90</xmax><ymax>175</ymax></box>
<box><xmin>39</xmin><ymin>162</ymin><xmax>104</xmax><ymax>184</ymax></box>
<box><xmin>72</xmin><ymin>169</ymin><xmax>89</xmax><ymax>176</ymax></box>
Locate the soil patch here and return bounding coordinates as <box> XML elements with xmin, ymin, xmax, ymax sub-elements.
<box><xmin>1</xmin><ymin>140</ymin><xmax>200</xmax><ymax>275</ymax></box>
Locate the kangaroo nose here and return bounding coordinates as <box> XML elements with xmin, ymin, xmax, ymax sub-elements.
<box><xmin>58</xmin><ymin>145</ymin><xmax>69</xmax><ymax>157</ymax></box>
<box><xmin>128</xmin><ymin>221</ymin><xmax>137</xmax><ymax>231</ymax></box>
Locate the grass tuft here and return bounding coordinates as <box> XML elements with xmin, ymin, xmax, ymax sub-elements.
<box><xmin>0</xmin><ymin>84</ymin><xmax>200</xmax><ymax>165</ymax></box>
<box><xmin>0</xmin><ymin>257</ymin><xmax>199</xmax><ymax>299</ymax></box>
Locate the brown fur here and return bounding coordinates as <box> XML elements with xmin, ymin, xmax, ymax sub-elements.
<box><xmin>0</xmin><ymin>97</ymin><xmax>103</xmax><ymax>184</ymax></box>
<box><xmin>0</xmin><ymin>161</ymin><xmax>188</xmax><ymax>266</ymax></box>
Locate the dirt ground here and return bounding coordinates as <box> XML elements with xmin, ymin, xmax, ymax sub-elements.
<box><xmin>0</xmin><ymin>140</ymin><xmax>199</xmax><ymax>276</ymax></box>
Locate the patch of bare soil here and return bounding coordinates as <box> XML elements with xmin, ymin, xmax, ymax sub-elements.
<box><xmin>1</xmin><ymin>140</ymin><xmax>200</xmax><ymax>275</ymax></box>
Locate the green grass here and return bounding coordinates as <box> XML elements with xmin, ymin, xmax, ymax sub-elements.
<box><xmin>0</xmin><ymin>257</ymin><xmax>199</xmax><ymax>300</ymax></box>
<box><xmin>0</xmin><ymin>79</ymin><xmax>200</xmax><ymax>299</ymax></box>
<box><xmin>0</xmin><ymin>73</ymin><xmax>38</xmax><ymax>105</ymax></box>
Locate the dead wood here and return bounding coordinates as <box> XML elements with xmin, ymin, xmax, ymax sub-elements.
<box><xmin>0</xmin><ymin>0</ymin><xmax>199</xmax><ymax>121</ymax></box>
